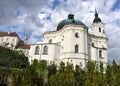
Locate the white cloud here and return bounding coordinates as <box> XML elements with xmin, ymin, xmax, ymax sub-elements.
<box><xmin>0</xmin><ymin>0</ymin><xmax>120</xmax><ymax>63</ymax></box>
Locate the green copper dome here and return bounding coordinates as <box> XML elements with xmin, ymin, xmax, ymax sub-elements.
<box><xmin>57</xmin><ymin>14</ymin><xmax>86</xmax><ymax>31</ymax></box>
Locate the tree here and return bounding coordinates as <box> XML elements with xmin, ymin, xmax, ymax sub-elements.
<box><xmin>85</xmin><ymin>61</ymin><xmax>98</xmax><ymax>86</ymax></box>
<box><xmin>49</xmin><ymin>62</ymin><xmax>75</xmax><ymax>86</ymax></box>
<box><xmin>48</xmin><ymin>62</ymin><xmax>56</xmax><ymax>78</ymax></box>
<box><xmin>74</xmin><ymin>65</ymin><xmax>85</xmax><ymax>86</ymax></box>
<box><xmin>22</xmin><ymin>29</ymin><xmax>31</xmax><ymax>44</ymax></box>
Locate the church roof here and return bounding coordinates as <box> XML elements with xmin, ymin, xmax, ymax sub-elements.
<box><xmin>57</xmin><ymin>14</ymin><xmax>86</xmax><ymax>31</ymax></box>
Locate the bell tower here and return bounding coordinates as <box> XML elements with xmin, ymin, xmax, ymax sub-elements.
<box><xmin>90</xmin><ymin>9</ymin><xmax>108</xmax><ymax>66</ymax></box>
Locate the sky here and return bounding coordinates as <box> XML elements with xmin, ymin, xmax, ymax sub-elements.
<box><xmin>0</xmin><ymin>0</ymin><xmax>120</xmax><ymax>63</ymax></box>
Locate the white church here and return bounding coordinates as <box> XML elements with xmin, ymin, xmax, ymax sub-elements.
<box><xmin>29</xmin><ymin>10</ymin><xmax>108</xmax><ymax>68</ymax></box>
<box><xmin>0</xmin><ymin>10</ymin><xmax>108</xmax><ymax>68</ymax></box>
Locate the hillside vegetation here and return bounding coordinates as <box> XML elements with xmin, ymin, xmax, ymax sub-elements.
<box><xmin>0</xmin><ymin>46</ymin><xmax>29</xmax><ymax>68</ymax></box>
<box><xmin>0</xmin><ymin>46</ymin><xmax>120</xmax><ymax>86</ymax></box>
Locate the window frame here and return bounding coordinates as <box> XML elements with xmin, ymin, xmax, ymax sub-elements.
<box><xmin>99</xmin><ymin>50</ymin><xmax>102</xmax><ymax>58</ymax></box>
<box><xmin>34</xmin><ymin>46</ymin><xmax>40</xmax><ymax>55</ymax></box>
<box><xmin>99</xmin><ymin>27</ymin><xmax>101</xmax><ymax>32</ymax></box>
<box><xmin>92</xmin><ymin>43</ymin><xmax>94</xmax><ymax>46</ymax></box>
<box><xmin>75</xmin><ymin>44</ymin><xmax>79</xmax><ymax>53</ymax></box>
<box><xmin>49</xmin><ymin>39</ymin><xmax>52</xmax><ymax>44</ymax></box>
<box><xmin>75</xmin><ymin>32</ymin><xmax>79</xmax><ymax>38</ymax></box>
<box><xmin>43</xmin><ymin>46</ymin><xmax>48</xmax><ymax>55</ymax></box>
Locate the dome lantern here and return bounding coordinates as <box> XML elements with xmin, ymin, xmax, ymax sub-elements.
<box><xmin>68</xmin><ymin>14</ymin><xmax>74</xmax><ymax>20</ymax></box>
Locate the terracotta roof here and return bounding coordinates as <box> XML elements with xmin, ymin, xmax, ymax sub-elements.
<box><xmin>0</xmin><ymin>32</ymin><xmax>8</xmax><ymax>36</ymax></box>
<box><xmin>0</xmin><ymin>32</ymin><xmax>19</xmax><ymax>37</ymax></box>
<box><xmin>18</xmin><ymin>45</ymin><xmax>30</xmax><ymax>49</ymax></box>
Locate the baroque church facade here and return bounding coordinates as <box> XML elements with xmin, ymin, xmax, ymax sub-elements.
<box><xmin>29</xmin><ymin>10</ymin><xmax>108</xmax><ymax>68</ymax></box>
<box><xmin>0</xmin><ymin>10</ymin><xmax>108</xmax><ymax>68</ymax></box>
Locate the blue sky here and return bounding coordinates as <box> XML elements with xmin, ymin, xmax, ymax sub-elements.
<box><xmin>112</xmin><ymin>0</ymin><xmax>120</xmax><ymax>10</ymax></box>
<box><xmin>0</xmin><ymin>0</ymin><xmax>120</xmax><ymax>63</ymax></box>
<box><xmin>51</xmin><ymin>0</ymin><xmax>60</xmax><ymax>9</ymax></box>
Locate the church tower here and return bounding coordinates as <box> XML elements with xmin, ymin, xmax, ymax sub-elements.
<box><xmin>90</xmin><ymin>9</ymin><xmax>108</xmax><ymax>66</ymax></box>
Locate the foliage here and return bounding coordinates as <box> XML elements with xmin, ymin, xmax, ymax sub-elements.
<box><xmin>0</xmin><ymin>46</ymin><xmax>29</xmax><ymax>68</ymax></box>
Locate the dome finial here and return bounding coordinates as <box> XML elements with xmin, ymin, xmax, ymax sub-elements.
<box><xmin>95</xmin><ymin>8</ymin><xmax>98</xmax><ymax>17</ymax></box>
<box><xmin>95</xmin><ymin>8</ymin><xmax>97</xmax><ymax>14</ymax></box>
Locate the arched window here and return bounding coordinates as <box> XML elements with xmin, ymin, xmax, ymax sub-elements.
<box><xmin>99</xmin><ymin>50</ymin><xmax>102</xmax><ymax>58</ymax></box>
<box><xmin>99</xmin><ymin>27</ymin><xmax>101</xmax><ymax>32</ymax></box>
<box><xmin>75</xmin><ymin>44</ymin><xmax>79</xmax><ymax>53</ymax></box>
<box><xmin>75</xmin><ymin>33</ymin><xmax>79</xmax><ymax>38</ymax></box>
<box><xmin>35</xmin><ymin>46</ymin><xmax>39</xmax><ymax>55</ymax></box>
<box><xmin>43</xmin><ymin>46</ymin><xmax>48</xmax><ymax>54</ymax></box>
<box><xmin>49</xmin><ymin>39</ymin><xmax>52</xmax><ymax>43</ymax></box>
<box><xmin>92</xmin><ymin>43</ymin><xmax>94</xmax><ymax>46</ymax></box>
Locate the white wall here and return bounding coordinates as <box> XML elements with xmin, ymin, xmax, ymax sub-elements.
<box><xmin>42</xmin><ymin>24</ymin><xmax>89</xmax><ymax>67</ymax></box>
<box><xmin>91</xmin><ymin>23</ymin><xmax>107</xmax><ymax>37</ymax></box>
<box><xmin>29</xmin><ymin>44</ymin><xmax>60</xmax><ymax>64</ymax></box>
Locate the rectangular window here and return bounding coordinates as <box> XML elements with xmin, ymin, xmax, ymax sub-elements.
<box><xmin>99</xmin><ymin>50</ymin><xmax>102</xmax><ymax>58</ymax></box>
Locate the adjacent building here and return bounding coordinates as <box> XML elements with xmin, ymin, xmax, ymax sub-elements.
<box><xmin>0</xmin><ymin>32</ymin><xmax>30</xmax><ymax>56</ymax></box>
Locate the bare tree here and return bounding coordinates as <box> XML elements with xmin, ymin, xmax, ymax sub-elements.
<box><xmin>22</xmin><ymin>29</ymin><xmax>32</xmax><ymax>44</ymax></box>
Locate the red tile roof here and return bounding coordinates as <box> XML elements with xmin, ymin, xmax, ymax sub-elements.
<box><xmin>18</xmin><ymin>45</ymin><xmax>30</xmax><ymax>49</ymax></box>
<box><xmin>0</xmin><ymin>32</ymin><xmax>19</xmax><ymax>37</ymax></box>
<box><xmin>0</xmin><ymin>32</ymin><xmax>8</xmax><ymax>36</ymax></box>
